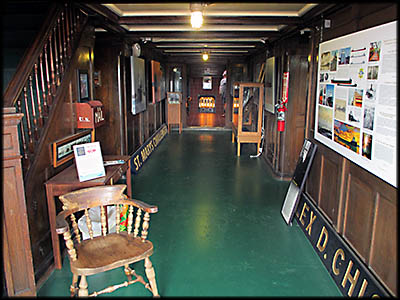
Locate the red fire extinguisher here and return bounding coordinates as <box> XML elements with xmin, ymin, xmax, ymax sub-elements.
<box><xmin>277</xmin><ymin>71</ymin><xmax>289</xmax><ymax>132</ymax></box>
<box><xmin>277</xmin><ymin>104</ymin><xmax>287</xmax><ymax>132</ymax></box>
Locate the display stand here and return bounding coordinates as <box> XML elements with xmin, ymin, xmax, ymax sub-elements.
<box><xmin>231</xmin><ymin>82</ymin><xmax>264</xmax><ymax>156</ymax></box>
<box><xmin>167</xmin><ymin>92</ymin><xmax>182</xmax><ymax>133</ymax></box>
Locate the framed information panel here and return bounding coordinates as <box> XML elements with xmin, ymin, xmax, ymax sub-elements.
<box><xmin>314</xmin><ymin>21</ymin><xmax>397</xmax><ymax>187</ymax></box>
<box><xmin>281</xmin><ymin>139</ymin><xmax>317</xmax><ymax>225</ymax></box>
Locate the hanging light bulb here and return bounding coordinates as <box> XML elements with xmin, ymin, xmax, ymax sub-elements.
<box><xmin>190</xmin><ymin>3</ymin><xmax>204</xmax><ymax>29</ymax></box>
<box><xmin>202</xmin><ymin>52</ymin><xmax>209</xmax><ymax>61</ymax></box>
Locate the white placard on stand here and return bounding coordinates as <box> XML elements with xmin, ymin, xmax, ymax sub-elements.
<box><xmin>73</xmin><ymin>141</ymin><xmax>105</xmax><ymax>182</ymax></box>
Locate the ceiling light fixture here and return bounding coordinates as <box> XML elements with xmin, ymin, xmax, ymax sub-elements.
<box><xmin>202</xmin><ymin>52</ymin><xmax>209</xmax><ymax>61</ymax></box>
<box><xmin>190</xmin><ymin>3</ymin><xmax>204</xmax><ymax>29</ymax></box>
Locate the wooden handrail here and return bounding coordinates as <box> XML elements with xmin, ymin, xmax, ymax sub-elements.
<box><xmin>3</xmin><ymin>4</ymin><xmax>62</xmax><ymax>107</ymax></box>
<box><xmin>2</xmin><ymin>2</ymin><xmax>88</xmax><ymax>179</ymax></box>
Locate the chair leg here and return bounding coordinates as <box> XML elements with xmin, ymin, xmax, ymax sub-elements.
<box><xmin>124</xmin><ymin>265</ymin><xmax>133</xmax><ymax>281</ymax></box>
<box><xmin>144</xmin><ymin>257</ymin><xmax>159</xmax><ymax>297</ymax></box>
<box><xmin>78</xmin><ymin>275</ymin><xmax>89</xmax><ymax>297</ymax></box>
<box><xmin>70</xmin><ymin>274</ymin><xmax>79</xmax><ymax>297</ymax></box>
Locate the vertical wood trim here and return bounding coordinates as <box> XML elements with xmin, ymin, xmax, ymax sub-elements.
<box><xmin>68</xmin><ymin>82</ymin><xmax>74</xmax><ymax>134</ymax></box>
<box><xmin>258</xmin><ymin>86</ymin><xmax>263</xmax><ymax>140</ymax></box>
<box><xmin>317</xmin><ymin>154</ymin><xmax>324</xmax><ymax>207</ymax></box>
<box><xmin>305</xmin><ymin>31</ymin><xmax>316</xmax><ymax>139</ymax></box>
<box><xmin>238</xmin><ymin>85</ymin><xmax>243</xmax><ymax>136</ymax></box>
<box><xmin>122</xmin><ymin>54</ymin><xmax>128</xmax><ymax>155</ymax></box>
<box><xmin>154</xmin><ymin>103</ymin><xmax>157</xmax><ymax>131</ymax></box>
<box><xmin>139</xmin><ymin>112</ymin><xmax>144</xmax><ymax>145</ymax></box>
<box><xmin>117</xmin><ymin>54</ymin><xmax>124</xmax><ymax>155</ymax></box>
<box><xmin>368</xmin><ymin>192</ymin><xmax>380</xmax><ymax>265</ymax></box>
<box><xmin>342</xmin><ymin>173</ymin><xmax>351</xmax><ymax>236</ymax></box>
<box><xmin>337</xmin><ymin>158</ymin><xmax>348</xmax><ymax>233</ymax></box>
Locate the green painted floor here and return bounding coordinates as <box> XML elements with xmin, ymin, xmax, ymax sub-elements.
<box><xmin>38</xmin><ymin>130</ymin><xmax>342</xmax><ymax>297</ymax></box>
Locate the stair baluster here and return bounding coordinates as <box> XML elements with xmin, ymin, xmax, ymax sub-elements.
<box><xmin>39</xmin><ymin>53</ymin><xmax>49</xmax><ymax>115</ymax></box>
<box><xmin>16</xmin><ymin>96</ymin><xmax>30</xmax><ymax>169</ymax></box>
<box><xmin>57</xmin><ymin>17</ymin><xmax>64</xmax><ymax>75</ymax></box>
<box><xmin>28</xmin><ymin>75</ymin><xmax>39</xmax><ymax>140</ymax></box>
<box><xmin>44</xmin><ymin>41</ymin><xmax>53</xmax><ymax>106</ymax></box>
<box><xmin>34</xmin><ymin>62</ymin><xmax>44</xmax><ymax>128</ymax></box>
<box><xmin>22</xmin><ymin>85</ymin><xmax>35</xmax><ymax>153</ymax></box>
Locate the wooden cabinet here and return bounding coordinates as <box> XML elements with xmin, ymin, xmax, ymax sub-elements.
<box><xmin>2</xmin><ymin>107</ymin><xmax>36</xmax><ymax>296</ymax></box>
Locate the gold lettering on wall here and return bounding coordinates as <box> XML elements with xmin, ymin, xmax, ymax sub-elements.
<box><xmin>358</xmin><ymin>279</ymin><xmax>368</xmax><ymax>297</ymax></box>
<box><xmin>342</xmin><ymin>260</ymin><xmax>360</xmax><ymax>297</ymax></box>
<box><xmin>305</xmin><ymin>211</ymin><xmax>316</xmax><ymax>236</ymax></box>
<box><xmin>316</xmin><ymin>226</ymin><xmax>329</xmax><ymax>252</ymax></box>
<box><xmin>299</xmin><ymin>202</ymin><xmax>309</xmax><ymax>226</ymax></box>
<box><xmin>133</xmin><ymin>155</ymin><xmax>141</xmax><ymax>171</ymax></box>
<box><xmin>332</xmin><ymin>248</ymin><xmax>345</xmax><ymax>276</ymax></box>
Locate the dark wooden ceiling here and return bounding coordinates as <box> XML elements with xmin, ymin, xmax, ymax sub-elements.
<box><xmin>82</xmin><ymin>2</ymin><xmax>338</xmax><ymax>64</ymax></box>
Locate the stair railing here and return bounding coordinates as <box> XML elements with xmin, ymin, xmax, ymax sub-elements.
<box><xmin>3</xmin><ymin>3</ymin><xmax>88</xmax><ymax>174</ymax></box>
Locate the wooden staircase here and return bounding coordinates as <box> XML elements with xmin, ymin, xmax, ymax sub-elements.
<box><xmin>3</xmin><ymin>2</ymin><xmax>88</xmax><ymax>179</ymax></box>
<box><xmin>2</xmin><ymin>2</ymin><xmax>92</xmax><ymax>288</ymax></box>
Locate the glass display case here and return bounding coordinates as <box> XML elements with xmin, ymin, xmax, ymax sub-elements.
<box><xmin>167</xmin><ymin>92</ymin><xmax>182</xmax><ymax>133</ymax></box>
<box><xmin>231</xmin><ymin>82</ymin><xmax>264</xmax><ymax>156</ymax></box>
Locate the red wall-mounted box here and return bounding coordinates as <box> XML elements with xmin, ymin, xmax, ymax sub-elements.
<box><xmin>75</xmin><ymin>100</ymin><xmax>105</xmax><ymax>129</ymax></box>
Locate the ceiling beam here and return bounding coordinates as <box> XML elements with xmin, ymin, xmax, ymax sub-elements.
<box><xmin>155</xmin><ymin>42</ymin><xmax>257</xmax><ymax>48</ymax></box>
<box><xmin>125</xmin><ymin>31</ymin><xmax>280</xmax><ymax>39</ymax></box>
<box><xmin>118</xmin><ymin>16</ymin><xmax>303</xmax><ymax>26</ymax></box>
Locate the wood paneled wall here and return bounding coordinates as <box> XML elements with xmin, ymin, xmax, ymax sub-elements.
<box><xmin>302</xmin><ymin>3</ymin><xmax>397</xmax><ymax>296</ymax></box>
<box><xmin>262</xmin><ymin>35</ymin><xmax>310</xmax><ymax>178</ymax></box>
<box><xmin>94</xmin><ymin>35</ymin><xmax>166</xmax><ymax>156</ymax></box>
<box><xmin>253</xmin><ymin>3</ymin><xmax>397</xmax><ymax>295</ymax></box>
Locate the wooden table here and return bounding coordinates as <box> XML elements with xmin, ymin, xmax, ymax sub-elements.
<box><xmin>45</xmin><ymin>155</ymin><xmax>131</xmax><ymax>269</ymax></box>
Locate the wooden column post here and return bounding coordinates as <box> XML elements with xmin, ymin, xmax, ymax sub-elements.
<box><xmin>2</xmin><ymin>107</ymin><xmax>36</xmax><ymax>296</ymax></box>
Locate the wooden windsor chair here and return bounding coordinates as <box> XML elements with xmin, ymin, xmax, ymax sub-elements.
<box><xmin>55</xmin><ymin>184</ymin><xmax>159</xmax><ymax>297</ymax></box>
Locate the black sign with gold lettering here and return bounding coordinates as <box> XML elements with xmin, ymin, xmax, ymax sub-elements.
<box><xmin>294</xmin><ymin>193</ymin><xmax>392</xmax><ymax>297</ymax></box>
<box><xmin>131</xmin><ymin>124</ymin><xmax>168</xmax><ymax>174</ymax></box>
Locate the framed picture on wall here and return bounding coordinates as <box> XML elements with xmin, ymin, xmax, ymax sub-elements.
<box><xmin>203</xmin><ymin>76</ymin><xmax>212</xmax><ymax>89</ymax></box>
<box><xmin>151</xmin><ymin>60</ymin><xmax>162</xmax><ymax>103</ymax></box>
<box><xmin>77</xmin><ymin>70</ymin><xmax>89</xmax><ymax>102</ymax></box>
<box><xmin>130</xmin><ymin>56</ymin><xmax>147</xmax><ymax>115</ymax></box>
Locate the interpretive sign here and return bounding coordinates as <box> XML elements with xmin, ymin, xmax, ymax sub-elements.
<box><xmin>314</xmin><ymin>21</ymin><xmax>397</xmax><ymax>187</ymax></box>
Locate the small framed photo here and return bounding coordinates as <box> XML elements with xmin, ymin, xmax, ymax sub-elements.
<box><xmin>93</xmin><ymin>70</ymin><xmax>101</xmax><ymax>87</ymax></box>
<box><xmin>50</xmin><ymin>129</ymin><xmax>94</xmax><ymax>167</ymax></box>
<box><xmin>78</xmin><ymin>70</ymin><xmax>89</xmax><ymax>102</ymax></box>
<box><xmin>203</xmin><ymin>76</ymin><xmax>212</xmax><ymax>90</ymax></box>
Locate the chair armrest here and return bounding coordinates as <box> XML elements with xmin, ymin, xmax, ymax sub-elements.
<box><xmin>55</xmin><ymin>210</ymin><xmax>70</xmax><ymax>235</ymax></box>
<box><xmin>123</xmin><ymin>198</ymin><xmax>158</xmax><ymax>214</ymax></box>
